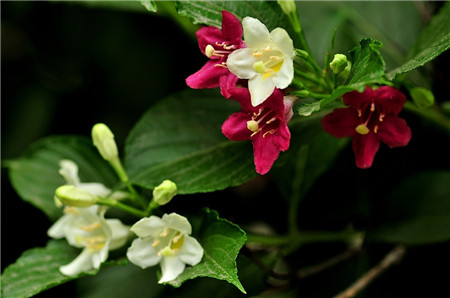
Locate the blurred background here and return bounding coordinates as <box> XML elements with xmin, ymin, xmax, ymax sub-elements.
<box><xmin>2</xmin><ymin>1</ymin><xmax>449</xmax><ymax>297</ymax></box>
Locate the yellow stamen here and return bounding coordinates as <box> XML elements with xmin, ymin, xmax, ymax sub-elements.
<box><xmin>152</xmin><ymin>239</ymin><xmax>160</xmax><ymax>247</ymax></box>
<box><xmin>78</xmin><ymin>222</ymin><xmax>101</xmax><ymax>232</ymax></box>
<box><xmin>160</xmin><ymin>228</ymin><xmax>169</xmax><ymax>237</ymax></box>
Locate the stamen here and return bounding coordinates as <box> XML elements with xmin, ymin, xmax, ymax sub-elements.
<box><xmin>64</xmin><ymin>207</ymin><xmax>79</xmax><ymax>215</ymax></box>
<box><xmin>78</xmin><ymin>222</ymin><xmax>101</xmax><ymax>232</ymax></box>
<box><xmin>357</xmin><ymin>109</ymin><xmax>362</xmax><ymax>118</ymax></box>
<box><xmin>160</xmin><ymin>228</ymin><xmax>169</xmax><ymax>237</ymax></box>
<box><xmin>152</xmin><ymin>239</ymin><xmax>160</xmax><ymax>247</ymax></box>
<box><xmin>374</xmin><ymin>125</ymin><xmax>379</xmax><ymax>133</ymax></box>
<box><xmin>270</xmin><ymin>56</ymin><xmax>279</xmax><ymax>60</ymax></box>
<box><xmin>370</xmin><ymin>102</ymin><xmax>375</xmax><ymax>112</ymax></box>
<box><xmin>379</xmin><ymin>113</ymin><xmax>385</xmax><ymax>122</ymax></box>
<box><xmin>252</xmin><ymin>51</ymin><xmax>263</xmax><ymax>57</ymax></box>
<box><xmin>263</xmin><ymin>129</ymin><xmax>277</xmax><ymax>138</ymax></box>
<box><xmin>266</xmin><ymin>117</ymin><xmax>277</xmax><ymax>125</ymax></box>
<box><xmin>214</xmin><ymin>62</ymin><xmax>228</xmax><ymax>68</ymax></box>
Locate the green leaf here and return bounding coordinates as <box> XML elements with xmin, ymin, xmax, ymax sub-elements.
<box><xmin>1</xmin><ymin>240</ymin><xmax>81</xmax><ymax>298</ymax></box>
<box><xmin>5</xmin><ymin>136</ymin><xmax>118</xmax><ymax>221</ymax></box>
<box><xmin>387</xmin><ymin>2</ymin><xmax>450</xmax><ymax>80</ymax></box>
<box><xmin>368</xmin><ymin>171</ymin><xmax>450</xmax><ymax>245</ymax></box>
<box><xmin>124</xmin><ymin>88</ymin><xmax>256</xmax><ymax>194</ymax></box>
<box><xmin>140</xmin><ymin>0</ymin><xmax>157</xmax><ymax>12</ymax></box>
<box><xmin>174</xmin><ymin>0</ymin><xmax>302</xmax><ymax>47</ymax></box>
<box><xmin>166</xmin><ymin>208</ymin><xmax>247</xmax><ymax>293</ymax></box>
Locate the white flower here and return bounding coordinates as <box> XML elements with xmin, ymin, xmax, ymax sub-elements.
<box><xmin>227</xmin><ymin>17</ymin><xmax>295</xmax><ymax>106</ymax></box>
<box><xmin>48</xmin><ymin>205</ymin><xmax>129</xmax><ymax>276</ymax></box>
<box><xmin>127</xmin><ymin>213</ymin><xmax>204</xmax><ymax>283</ymax></box>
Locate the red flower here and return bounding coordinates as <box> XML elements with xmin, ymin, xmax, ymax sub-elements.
<box><xmin>186</xmin><ymin>11</ymin><xmax>245</xmax><ymax>98</ymax></box>
<box><xmin>222</xmin><ymin>88</ymin><xmax>296</xmax><ymax>175</ymax></box>
<box><xmin>322</xmin><ymin>86</ymin><xmax>412</xmax><ymax>168</ymax></box>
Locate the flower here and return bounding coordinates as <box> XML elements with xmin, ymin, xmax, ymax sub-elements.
<box><xmin>126</xmin><ymin>213</ymin><xmax>203</xmax><ymax>283</ymax></box>
<box><xmin>221</xmin><ymin>87</ymin><xmax>297</xmax><ymax>175</ymax></box>
<box><xmin>322</xmin><ymin>86</ymin><xmax>412</xmax><ymax>168</ymax></box>
<box><xmin>186</xmin><ymin>11</ymin><xmax>245</xmax><ymax>98</ymax></box>
<box><xmin>92</xmin><ymin>123</ymin><xmax>119</xmax><ymax>162</ymax></box>
<box><xmin>48</xmin><ymin>205</ymin><xmax>129</xmax><ymax>276</ymax></box>
<box><xmin>227</xmin><ymin>17</ymin><xmax>294</xmax><ymax>106</ymax></box>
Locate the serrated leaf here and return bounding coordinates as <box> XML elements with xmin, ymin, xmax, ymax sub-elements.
<box><xmin>140</xmin><ymin>0</ymin><xmax>157</xmax><ymax>12</ymax></box>
<box><xmin>297</xmin><ymin>100</ymin><xmax>321</xmax><ymax>117</ymax></box>
<box><xmin>124</xmin><ymin>89</ymin><xmax>256</xmax><ymax>194</ymax></box>
<box><xmin>5</xmin><ymin>136</ymin><xmax>118</xmax><ymax>221</ymax></box>
<box><xmin>387</xmin><ymin>2</ymin><xmax>450</xmax><ymax>80</ymax></box>
<box><xmin>166</xmin><ymin>208</ymin><xmax>247</xmax><ymax>293</ymax></box>
<box><xmin>174</xmin><ymin>0</ymin><xmax>302</xmax><ymax>47</ymax></box>
<box><xmin>1</xmin><ymin>240</ymin><xmax>80</xmax><ymax>298</ymax></box>
<box><xmin>368</xmin><ymin>171</ymin><xmax>450</xmax><ymax>245</ymax></box>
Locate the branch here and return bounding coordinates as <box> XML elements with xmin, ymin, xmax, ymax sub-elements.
<box><xmin>334</xmin><ymin>245</ymin><xmax>406</xmax><ymax>298</ymax></box>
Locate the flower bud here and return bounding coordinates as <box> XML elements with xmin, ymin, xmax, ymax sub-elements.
<box><xmin>277</xmin><ymin>0</ymin><xmax>297</xmax><ymax>16</ymax></box>
<box><xmin>55</xmin><ymin>185</ymin><xmax>98</xmax><ymax>207</ymax></box>
<box><xmin>92</xmin><ymin>123</ymin><xmax>119</xmax><ymax>162</ymax></box>
<box><xmin>153</xmin><ymin>180</ymin><xmax>177</xmax><ymax>206</ymax></box>
<box><xmin>410</xmin><ymin>87</ymin><xmax>435</xmax><ymax>109</ymax></box>
<box><xmin>330</xmin><ymin>54</ymin><xmax>349</xmax><ymax>75</ymax></box>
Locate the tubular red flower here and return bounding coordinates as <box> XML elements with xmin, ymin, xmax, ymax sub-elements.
<box><xmin>222</xmin><ymin>88</ymin><xmax>296</xmax><ymax>174</ymax></box>
<box><xmin>322</xmin><ymin>86</ymin><xmax>412</xmax><ymax>169</ymax></box>
<box><xmin>186</xmin><ymin>11</ymin><xmax>245</xmax><ymax>98</ymax></box>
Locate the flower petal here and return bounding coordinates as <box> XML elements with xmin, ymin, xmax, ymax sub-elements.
<box><xmin>241</xmin><ymin>17</ymin><xmax>270</xmax><ymax>48</ymax></box>
<box><xmin>322</xmin><ymin>108</ymin><xmax>359</xmax><ymax>138</ymax></box>
<box><xmin>47</xmin><ymin>215</ymin><xmax>71</xmax><ymax>239</ymax></box>
<box><xmin>131</xmin><ymin>216</ymin><xmax>165</xmax><ymax>238</ymax></box>
<box><xmin>77</xmin><ymin>182</ymin><xmax>111</xmax><ymax>197</ymax></box>
<box><xmin>221</xmin><ymin>112</ymin><xmax>252</xmax><ymax>141</ymax></box>
<box><xmin>58</xmin><ymin>160</ymin><xmax>81</xmax><ymax>185</ymax></box>
<box><xmin>158</xmin><ymin>256</ymin><xmax>186</xmax><ymax>283</ymax></box>
<box><xmin>270</xmin><ymin>27</ymin><xmax>294</xmax><ymax>57</ymax></box>
<box><xmin>60</xmin><ymin>248</ymin><xmax>97</xmax><ymax>276</ymax></box>
<box><xmin>178</xmin><ymin>236</ymin><xmax>204</xmax><ymax>266</ymax></box>
<box><xmin>106</xmin><ymin>219</ymin><xmax>130</xmax><ymax>250</ymax></box>
<box><xmin>252</xmin><ymin>128</ymin><xmax>289</xmax><ymax>175</ymax></box>
<box><xmin>218</xmin><ymin>73</ymin><xmax>239</xmax><ymax>98</ymax></box>
<box><xmin>272</xmin><ymin>57</ymin><xmax>293</xmax><ymax>89</ymax></box>
<box><xmin>186</xmin><ymin>60</ymin><xmax>229</xmax><ymax>90</ymax></box>
<box><xmin>162</xmin><ymin>213</ymin><xmax>192</xmax><ymax>235</ymax></box>
<box><xmin>377</xmin><ymin>115</ymin><xmax>412</xmax><ymax>148</ymax></box>
<box><xmin>221</xmin><ymin>11</ymin><xmax>244</xmax><ymax>45</ymax></box>
<box><xmin>373</xmin><ymin>86</ymin><xmax>406</xmax><ymax>115</ymax></box>
<box><xmin>352</xmin><ymin>132</ymin><xmax>381</xmax><ymax>169</ymax></box>
<box><xmin>248</xmin><ymin>74</ymin><xmax>276</xmax><ymax>106</ymax></box>
<box><xmin>343</xmin><ymin>86</ymin><xmax>374</xmax><ymax>109</ymax></box>
<box><xmin>227</xmin><ymin>48</ymin><xmax>258</xmax><ymax>79</ymax></box>
<box><xmin>127</xmin><ymin>238</ymin><xmax>162</xmax><ymax>269</ymax></box>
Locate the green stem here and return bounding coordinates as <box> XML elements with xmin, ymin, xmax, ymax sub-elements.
<box><xmin>403</xmin><ymin>101</ymin><xmax>450</xmax><ymax>134</ymax></box>
<box><xmin>97</xmin><ymin>198</ymin><xmax>146</xmax><ymax>218</ymax></box>
<box><xmin>294</xmin><ymin>69</ymin><xmax>328</xmax><ymax>89</ymax></box>
<box><xmin>110</xmin><ymin>158</ymin><xmax>147</xmax><ymax>208</ymax></box>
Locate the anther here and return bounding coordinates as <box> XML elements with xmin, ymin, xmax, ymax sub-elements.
<box><xmin>379</xmin><ymin>113</ymin><xmax>385</xmax><ymax>122</ymax></box>
<box><xmin>374</xmin><ymin>125</ymin><xmax>379</xmax><ymax>133</ymax></box>
<box><xmin>263</xmin><ymin>129</ymin><xmax>277</xmax><ymax>138</ymax></box>
<box><xmin>152</xmin><ymin>239</ymin><xmax>160</xmax><ymax>247</ymax></box>
<box><xmin>78</xmin><ymin>222</ymin><xmax>101</xmax><ymax>232</ymax></box>
<box><xmin>370</xmin><ymin>103</ymin><xmax>375</xmax><ymax>112</ymax></box>
<box><xmin>160</xmin><ymin>228</ymin><xmax>169</xmax><ymax>237</ymax></box>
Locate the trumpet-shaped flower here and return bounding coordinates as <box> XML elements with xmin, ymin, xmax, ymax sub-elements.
<box><xmin>227</xmin><ymin>17</ymin><xmax>294</xmax><ymax>106</ymax></box>
<box><xmin>48</xmin><ymin>205</ymin><xmax>129</xmax><ymax>276</ymax></box>
<box><xmin>222</xmin><ymin>88</ymin><xmax>297</xmax><ymax>175</ymax></box>
<box><xmin>186</xmin><ymin>11</ymin><xmax>245</xmax><ymax>98</ymax></box>
<box><xmin>322</xmin><ymin>86</ymin><xmax>412</xmax><ymax>168</ymax></box>
<box><xmin>127</xmin><ymin>213</ymin><xmax>203</xmax><ymax>283</ymax></box>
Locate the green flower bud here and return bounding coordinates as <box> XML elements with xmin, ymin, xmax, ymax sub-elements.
<box><xmin>410</xmin><ymin>87</ymin><xmax>435</xmax><ymax>109</ymax></box>
<box><xmin>55</xmin><ymin>185</ymin><xmax>98</xmax><ymax>207</ymax></box>
<box><xmin>295</xmin><ymin>49</ymin><xmax>309</xmax><ymax>59</ymax></box>
<box><xmin>92</xmin><ymin>123</ymin><xmax>119</xmax><ymax>162</ymax></box>
<box><xmin>296</xmin><ymin>90</ymin><xmax>310</xmax><ymax>98</ymax></box>
<box><xmin>153</xmin><ymin>180</ymin><xmax>177</xmax><ymax>206</ymax></box>
<box><xmin>277</xmin><ymin>0</ymin><xmax>297</xmax><ymax>16</ymax></box>
<box><xmin>330</xmin><ymin>54</ymin><xmax>349</xmax><ymax>75</ymax></box>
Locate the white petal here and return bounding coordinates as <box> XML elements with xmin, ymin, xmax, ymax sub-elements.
<box><xmin>60</xmin><ymin>248</ymin><xmax>94</xmax><ymax>276</ymax></box>
<box><xmin>270</xmin><ymin>28</ymin><xmax>294</xmax><ymax>57</ymax></box>
<box><xmin>47</xmin><ymin>215</ymin><xmax>71</xmax><ymax>239</ymax></box>
<box><xmin>77</xmin><ymin>182</ymin><xmax>111</xmax><ymax>197</ymax></box>
<box><xmin>162</xmin><ymin>213</ymin><xmax>191</xmax><ymax>235</ymax></box>
<box><xmin>227</xmin><ymin>48</ymin><xmax>258</xmax><ymax>79</ymax></box>
<box><xmin>127</xmin><ymin>238</ymin><xmax>161</xmax><ymax>269</ymax></box>
<box><xmin>158</xmin><ymin>256</ymin><xmax>185</xmax><ymax>283</ymax></box>
<box><xmin>106</xmin><ymin>219</ymin><xmax>130</xmax><ymax>250</ymax></box>
<box><xmin>91</xmin><ymin>245</ymin><xmax>109</xmax><ymax>269</ymax></box>
<box><xmin>178</xmin><ymin>236</ymin><xmax>204</xmax><ymax>266</ymax></box>
<box><xmin>272</xmin><ymin>58</ymin><xmax>294</xmax><ymax>89</ymax></box>
<box><xmin>131</xmin><ymin>216</ymin><xmax>165</xmax><ymax>238</ymax></box>
<box><xmin>58</xmin><ymin>160</ymin><xmax>81</xmax><ymax>185</ymax></box>
<box><xmin>248</xmin><ymin>75</ymin><xmax>276</xmax><ymax>106</ymax></box>
<box><xmin>242</xmin><ymin>17</ymin><xmax>270</xmax><ymax>48</ymax></box>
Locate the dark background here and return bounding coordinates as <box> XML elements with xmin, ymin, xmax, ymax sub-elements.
<box><xmin>2</xmin><ymin>2</ymin><xmax>449</xmax><ymax>297</ymax></box>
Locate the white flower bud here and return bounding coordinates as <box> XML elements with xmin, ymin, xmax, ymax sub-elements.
<box><xmin>55</xmin><ymin>185</ymin><xmax>98</xmax><ymax>207</ymax></box>
<box><xmin>92</xmin><ymin>123</ymin><xmax>119</xmax><ymax>162</ymax></box>
<box><xmin>277</xmin><ymin>0</ymin><xmax>297</xmax><ymax>16</ymax></box>
<box><xmin>153</xmin><ymin>180</ymin><xmax>177</xmax><ymax>206</ymax></box>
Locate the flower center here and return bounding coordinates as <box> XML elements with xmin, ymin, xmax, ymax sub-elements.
<box><xmin>153</xmin><ymin>228</ymin><xmax>185</xmax><ymax>257</ymax></box>
<box><xmin>252</xmin><ymin>46</ymin><xmax>284</xmax><ymax>77</ymax></box>
<box><xmin>246</xmin><ymin>108</ymin><xmax>278</xmax><ymax>138</ymax></box>
<box><xmin>355</xmin><ymin>102</ymin><xmax>385</xmax><ymax>135</ymax></box>
<box><xmin>75</xmin><ymin>221</ymin><xmax>107</xmax><ymax>252</ymax></box>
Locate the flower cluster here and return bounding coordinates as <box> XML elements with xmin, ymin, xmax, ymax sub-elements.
<box><xmin>47</xmin><ymin>124</ymin><xmax>203</xmax><ymax>282</ymax></box>
<box><xmin>187</xmin><ymin>11</ymin><xmax>297</xmax><ymax>175</ymax></box>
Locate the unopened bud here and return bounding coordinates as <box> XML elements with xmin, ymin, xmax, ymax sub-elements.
<box><xmin>153</xmin><ymin>180</ymin><xmax>177</xmax><ymax>206</ymax></box>
<box><xmin>92</xmin><ymin>123</ymin><xmax>119</xmax><ymax>162</ymax></box>
<box><xmin>55</xmin><ymin>185</ymin><xmax>98</xmax><ymax>207</ymax></box>
<box><xmin>410</xmin><ymin>87</ymin><xmax>435</xmax><ymax>109</ymax></box>
<box><xmin>277</xmin><ymin>0</ymin><xmax>297</xmax><ymax>16</ymax></box>
<box><xmin>296</xmin><ymin>90</ymin><xmax>310</xmax><ymax>98</ymax></box>
<box><xmin>330</xmin><ymin>54</ymin><xmax>349</xmax><ymax>75</ymax></box>
<box><xmin>295</xmin><ymin>49</ymin><xmax>309</xmax><ymax>59</ymax></box>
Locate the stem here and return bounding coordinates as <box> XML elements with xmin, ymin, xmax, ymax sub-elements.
<box><xmin>97</xmin><ymin>198</ymin><xmax>147</xmax><ymax>218</ymax></box>
<box><xmin>403</xmin><ymin>101</ymin><xmax>450</xmax><ymax>134</ymax></box>
<box><xmin>294</xmin><ymin>68</ymin><xmax>328</xmax><ymax>89</ymax></box>
<box><xmin>334</xmin><ymin>245</ymin><xmax>406</xmax><ymax>298</ymax></box>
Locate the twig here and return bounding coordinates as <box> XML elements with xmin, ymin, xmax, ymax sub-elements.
<box><xmin>334</xmin><ymin>245</ymin><xmax>406</xmax><ymax>298</ymax></box>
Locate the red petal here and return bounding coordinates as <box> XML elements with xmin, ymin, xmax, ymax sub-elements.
<box><xmin>373</xmin><ymin>86</ymin><xmax>406</xmax><ymax>115</ymax></box>
<box><xmin>196</xmin><ymin>26</ymin><xmax>225</xmax><ymax>56</ymax></box>
<box><xmin>352</xmin><ymin>132</ymin><xmax>380</xmax><ymax>169</ymax></box>
<box><xmin>321</xmin><ymin>108</ymin><xmax>359</xmax><ymax>138</ymax></box>
<box><xmin>186</xmin><ymin>61</ymin><xmax>229</xmax><ymax>89</ymax></box>
<box><xmin>377</xmin><ymin>115</ymin><xmax>411</xmax><ymax>148</ymax></box>
<box><xmin>219</xmin><ymin>74</ymin><xmax>239</xmax><ymax>98</ymax></box>
<box><xmin>227</xmin><ymin>88</ymin><xmax>258</xmax><ymax>112</ymax></box>
<box><xmin>343</xmin><ymin>86</ymin><xmax>374</xmax><ymax>109</ymax></box>
<box><xmin>221</xmin><ymin>11</ymin><xmax>244</xmax><ymax>45</ymax></box>
<box><xmin>221</xmin><ymin>112</ymin><xmax>251</xmax><ymax>141</ymax></box>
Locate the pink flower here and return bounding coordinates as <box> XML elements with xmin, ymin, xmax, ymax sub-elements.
<box><xmin>222</xmin><ymin>88</ymin><xmax>296</xmax><ymax>175</ymax></box>
<box><xmin>322</xmin><ymin>86</ymin><xmax>412</xmax><ymax>169</ymax></box>
<box><xmin>186</xmin><ymin>11</ymin><xmax>245</xmax><ymax>98</ymax></box>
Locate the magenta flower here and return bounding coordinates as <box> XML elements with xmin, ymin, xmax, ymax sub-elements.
<box><xmin>322</xmin><ymin>86</ymin><xmax>412</xmax><ymax>169</ymax></box>
<box><xmin>222</xmin><ymin>88</ymin><xmax>296</xmax><ymax>175</ymax></box>
<box><xmin>186</xmin><ymin>11</ymin><xmax>245</xmax><ymax>98</ymax></box>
